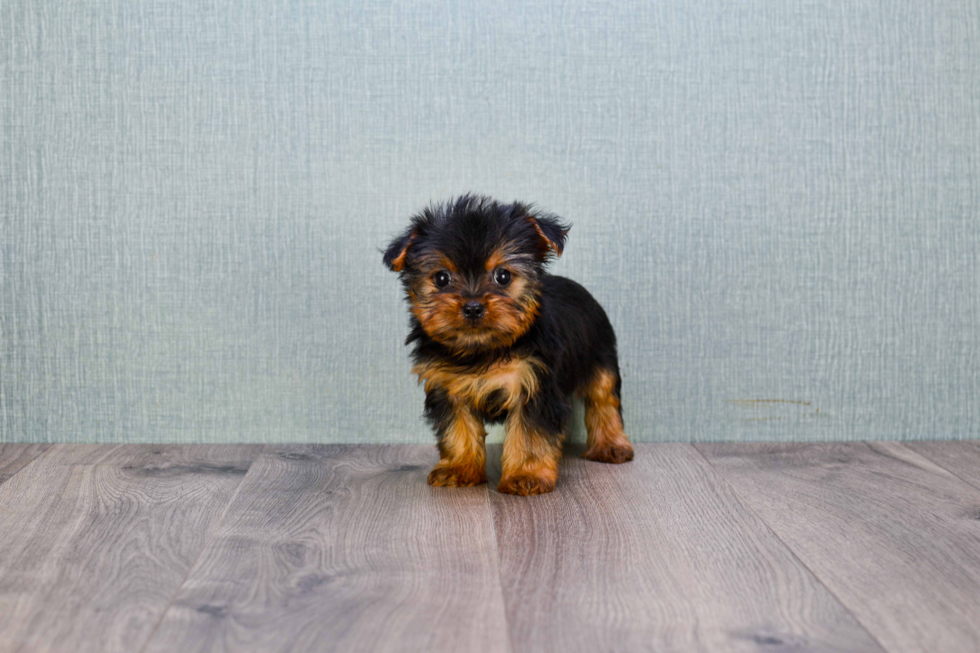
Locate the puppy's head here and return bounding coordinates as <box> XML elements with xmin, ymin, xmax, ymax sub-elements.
<box><xmin>383</xmin><ymin>195</ymin><xmax>569</xmax><ymax>355</ymax></box>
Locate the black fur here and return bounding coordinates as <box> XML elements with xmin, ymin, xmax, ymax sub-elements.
<box><xmin>384</xmin><ymin>194</ymin><xmax>621</xmax><ymax>447</ymax></box>
<box><xmin>383</xmin><ymin>194</ymin><xmax>567</xmax><ymax>278</ymax></box>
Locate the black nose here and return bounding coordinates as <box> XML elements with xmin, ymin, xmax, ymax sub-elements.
<box><xmin>462</xmin><ymin>301</ymin><xmax>485</xmax><ymax>320</ymax></box>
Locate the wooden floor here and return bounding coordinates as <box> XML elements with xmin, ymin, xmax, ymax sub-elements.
<box><xmin>0</xmin><ymin>443</ymin><xmax>978</xmax><ymax>653</ymax></box>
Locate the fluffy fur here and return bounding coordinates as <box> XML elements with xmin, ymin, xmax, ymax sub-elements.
<box><xmin>384</xmin><ymin>195</ymin><xmax>633</xmax><ymax>495</ymax></box>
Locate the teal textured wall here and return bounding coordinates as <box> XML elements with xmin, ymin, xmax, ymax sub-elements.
<box><xmin>2</xmin><ymin>0</ymin><xmax>978</xmax><ymax>443</ymax></box>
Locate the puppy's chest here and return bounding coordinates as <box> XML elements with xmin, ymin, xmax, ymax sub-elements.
<box><xmin>413</xmin><ymin>356</ymin><xmax>543</xmax><ymax>410</ymax></box>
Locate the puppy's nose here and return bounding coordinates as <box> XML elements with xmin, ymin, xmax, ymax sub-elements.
<box><xmin>462</xmin><ymin>301</ymin><xmax>485</xmax><ymax>320</ymax></box>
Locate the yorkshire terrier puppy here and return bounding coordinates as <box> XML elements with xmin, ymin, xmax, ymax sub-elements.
<box><xmin>383</xmin><ymin>195</ymin><xmax>633</xmax><ymax>496</ymax></box>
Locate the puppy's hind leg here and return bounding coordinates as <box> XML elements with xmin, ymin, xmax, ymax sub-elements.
<box><xmin>579</xmin><ymin>368</ymin><xmax>634</xmax><ymax>464</ymax></box>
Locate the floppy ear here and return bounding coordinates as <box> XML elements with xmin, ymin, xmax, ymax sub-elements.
<box><xmin>383</xmin><ymin>228</ymin><xmax>416</xmax><ymax>272</ymax></box>
<box><xmin>528</xmin><ymin>214</ymin><xmax>570</xmax><ymax>259</ymax></box>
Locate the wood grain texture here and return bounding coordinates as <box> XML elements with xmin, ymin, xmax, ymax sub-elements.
<box><xmin>0</xmin><ymin>444</ymin><xmax>262</xmax><ymax>653</ymax></box>
<box><xmin>142</xmin><ymin>445</ymin><xmax>510</xmax><ymax>653</ymax></box>
<box><xmin>698</xmin><ymin>442</ymin><xmax>980</xmax><ymax>653</ymax></box>
<box><xmin>487</xmin><ymin>443</ymin><xmax>883</xmax><ymax>653</ymax></box>
<box><xmin>904</xmin><ymin>441</ymin><xmax>980</xmax><ymax>491</ymax></box>
<box><xmin>0</xmin><ymin>444</ymin><xmax>52</xmax><ymax>486</ymax></box>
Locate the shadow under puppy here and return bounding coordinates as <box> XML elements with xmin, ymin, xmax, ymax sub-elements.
<box><xmin>383</xmin><ymin>195</ymin><xmax>634</xmax><ymax>496</ymax></box>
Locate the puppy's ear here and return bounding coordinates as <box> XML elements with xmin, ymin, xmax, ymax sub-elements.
<box><xmin>528</xmin><ymin>214</ymin><xmax>570</xmax><ymax>259</ymax></box>
<box><xmin>383</xmin><ymin>228</ymin><xmax>416</xmax><ymax>272</ymax></box>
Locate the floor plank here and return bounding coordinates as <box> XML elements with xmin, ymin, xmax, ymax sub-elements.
<box><xmin>698</xmin><ymin>442</ymin><xmax>980</xmax><ymax>653</ymax></box>
<box><xmin>487</xmin><ymin>443</ymin><xmax>883</xmax><ymax>653</ymax></box>
<box><xmin>904</xmin><ymin>441</ymin><xmax>980</xmax><ymax>491</ymax></box>
<box><xmin>143</xmin><ymin>445</ymin><xmax>510</xmax><ymax>653</ymax></box>
<box><xmin>0</xmin><ymin>443</ymin><xmax>52</xmax><ymax>486</ymax></box>
<box><xmin>0</xmin><ymin>444</ymin><xmax>262</xmax><ymax>653</ymax></box>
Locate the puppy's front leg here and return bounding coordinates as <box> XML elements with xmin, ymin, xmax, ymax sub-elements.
<box><xmin>498</xmin><ymin>402</ymin><xmax>565</xmax><ymax>496</ymax></box>
<box><xmin>425</xmin><ymin>391</ymin><xmax>488</xmax><ymax>487</ymax></box>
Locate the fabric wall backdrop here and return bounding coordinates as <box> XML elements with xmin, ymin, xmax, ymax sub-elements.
<box><xmin>2</xmin><ymin>0</ymin><xmax>978</xmax><ymax>444</ymax></box>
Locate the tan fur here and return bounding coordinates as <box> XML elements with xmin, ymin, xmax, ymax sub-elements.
<box><xmin>435</xmin><ymin>255</ymin><xmax>458</xmax><ymax>274</ymax></box>
<box><xmin>481</xmin><ymin>291</ymin><xmax>539</xmax><ymax>348</ymax></box>
<box><xmin>577</xmin><ymin>369</ymin><xmax>634</xmax><ymax>464</ymax></box>
<box><xmin>408</xmin><ymin>254</ymin><xmax>539</xmax><ymax>355</ymax></box>
<box><xmin>497</xmin><ymin>409</ymin><xmax>563</xmax><ymax>496</ymax></box>
<box><xmin>418</xmin><ymin>355</ymin><xmax>554</xmax><ymax>492</ymax></box>
<box><xmin>427</xmin><ymin>404</ymin><xmax>487</xmax><ymax>487</ymax></box>
<box><xmin>414</xmin><ymin>356</ymin><xmax>546</xmax><ymax>411</ymax></box>
<box><xmin>485</xmin><ymin>244</ymin><xmax>523</xmax><ymax>272</ymax></box>
<box><xmin>485</xmin><ymin>248</ymin><xmax>509</xmax><ymax>273</ymax></box>
<box><xmin>411</xmin><ymin>293</ymin><xmax>539</xmax><ymax>355</ymax></box>
<box><xmin>388</xmin><ymin>231</ymin><xmax>416</xmax><ymax>272</ymax></box>
<box><xmin>529</xmin><ymin>217</ymin><xmax>563</xmax><ymax>258</ymax></box>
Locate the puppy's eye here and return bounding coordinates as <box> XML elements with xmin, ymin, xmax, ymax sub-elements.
<box><xmin>434</xmin><ymin>270</ymin><xmax>452</xmax><ymax>288</ymax></box>
<box><xmin>493</xmin><ymin>268</ymin><xmax>512</xmax><ymax>286</ymax></box>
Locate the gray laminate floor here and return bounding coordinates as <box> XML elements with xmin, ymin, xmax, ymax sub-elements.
<box><xmin>0</xmin><ymin>442</ymin><xmax>978</xmax><ymax>653</ymax></box>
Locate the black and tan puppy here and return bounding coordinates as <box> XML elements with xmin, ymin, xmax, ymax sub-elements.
<box><xmin>383</xmin><ymin>195</ymin><xmax>633</xmax><ymax>495</ymax></box>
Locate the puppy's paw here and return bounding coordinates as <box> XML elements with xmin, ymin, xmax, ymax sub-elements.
<box><xmin>583</xmin><ymin>441</ymin><xmax>634</xmax><ymax>464</ymax></box>
<box><xmin>427</xmin><ymin>462</ymin><xmax>487</xmax><ymax>487</ymax></box>
<box><xmin>497</xmin><ymin>473</ymin><xmax>556</xmax><ymax>496</ymax></box>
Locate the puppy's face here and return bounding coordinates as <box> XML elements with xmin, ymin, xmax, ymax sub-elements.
<box><xmin>384</xmin><ymin>196</ymin><xmax>569</xmax><ymax>355</ymax></box>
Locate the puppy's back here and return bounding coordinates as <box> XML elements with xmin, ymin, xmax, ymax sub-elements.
<box><xmin>536</xmin><ymin>274</ymin><xmax>619</xmax><ymax>394</ymax></box>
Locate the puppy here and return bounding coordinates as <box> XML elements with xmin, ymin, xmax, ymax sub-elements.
<box><xmin>383</xmin><ymin>195</ymin><xmax>633</xmax><ymax>496</ymax></box>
